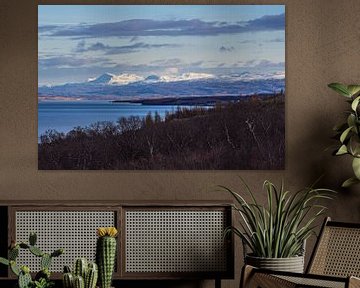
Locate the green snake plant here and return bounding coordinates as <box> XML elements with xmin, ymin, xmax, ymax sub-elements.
<box><xmin>328</xmin><ymin>83</ymin><xmax>360</xmax><ymax>187</ymax></box>
<box><xmin>221</xmin><ymin>179</ymin><xmax>335</xmax><ymax>258</ymax></box>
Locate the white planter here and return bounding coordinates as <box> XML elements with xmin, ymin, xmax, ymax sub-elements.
<box><xmin>245</xmin><ymin>254</ymin><xmax>305</xmax><ymax>273</ymax></box>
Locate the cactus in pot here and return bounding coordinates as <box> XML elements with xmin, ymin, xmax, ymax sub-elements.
<box><xmin>19</xmin><ymin>266</ymin><xmax>32</xmax><ymax>288</ymax></box>
<box><xmin>74</xmin><ymin>258</ymin><xmax>88</xmax><ymax>280</ymax></box>
<box><xmin>0</xmin><ymin>232</ymin><xmax>63</xmax><ymax>288</ymax></box>
<box><xmin>62</xmin><ymin>260</ymin><xmax>98</xmax><ymax>288</ymax></box>
<box><xmin>96</xmin><ymin>227</ymin><xmax>118</xmax><ymax>288</ymax></box>
<box><xmin>73</xmin><ymin>275</ymin><xmax>85</xmax><ymax>288</ymax></box>
<box><xmin>63</xmin><ymin>266</ymin><xmax>74</xmax><ymax>288</ymax></box>
<box><xmin>85</xmin><ymin>262</ymin><xmax>98</xmax><ymax>288</ymax></box>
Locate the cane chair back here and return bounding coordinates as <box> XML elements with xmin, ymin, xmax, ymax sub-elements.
<box><xmin>241</xmin><ymin>218</ymin><xmax>360</xmax><ymax>288</ymax></box>
<box><xmin>307</xmin><ymin>217</ymin><xmax>360</xmax><ymax>278</ymax></box>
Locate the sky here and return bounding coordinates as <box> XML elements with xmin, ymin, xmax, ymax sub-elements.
<box><xmin>38</xmin><ymin>5</ymin><xmax>285</xmax><ymax>86</ymax></box>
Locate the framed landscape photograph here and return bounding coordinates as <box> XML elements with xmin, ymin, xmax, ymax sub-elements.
<box><xmin>38</xmin><ymin>5</ymin><xmax>285</xmax><ymax>170</ymax></box>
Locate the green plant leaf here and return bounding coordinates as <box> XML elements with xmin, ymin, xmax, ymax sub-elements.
<box><xmin>347</xmin><ymin>85</ymin><xmax>360</xmax><ymax>97</ymax></box>
<box><xmin>342</xmin><ymin>177</ymin><xmax>360</xmax><ymax>188</ymax></box>
<box><xmin>352</xmin><ymin>157</ymin><xmax>360</xmax><ymax>179</ymax></box>
<box><xmin>328</xmin><ymin>83</ymin><xmax>351</xmax><ymax>97</ymax></box>
<box><xmin>347</xmin><ymin>114</ymin><xmax>356</xmax><ymax>128</ymax></box>
<box><xmin>349</xmin><ymin>135</ymin><xmax>360</xmax><ymax>156</ymax></box>
<box><xmin>340</xmin><ymin>126</ymin><xmax>353</xmax><ymax>143</ymax></box>
<box><xmin>336</xmin><ymin>145</ymin><xmax>348</xmax><ymax>155</ymax></box>
<box><xmin>352</xmin><ymin>96</ymin><xmax>360</xmax><ymax>111</ymax></box>
<box><xmin>222</xmin><ymin>179</ymin><xmax>334</xmax><ymax>258</ymax></box>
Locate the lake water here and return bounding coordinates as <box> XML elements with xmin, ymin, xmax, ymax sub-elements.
<box><xmin>38</xmin><ymin>101</ymin><xmax>184</xmax><ymax>137</ymax></box>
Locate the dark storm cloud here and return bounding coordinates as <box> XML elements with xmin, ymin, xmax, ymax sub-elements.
<box><xmin>76</xmin><ymin>41</ymin><xmax>179</xmax><ymax>54</ymax></box>
<box><xmin>39</xmin><ymin>13</ymin><xmax>285</xmax><ymax>38</ymax></box>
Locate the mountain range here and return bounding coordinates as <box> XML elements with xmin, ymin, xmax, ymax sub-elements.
<box><xmin>38</xmin><ymin>72</ymin><xmax>285</xmax><ymax>100</ymax></box>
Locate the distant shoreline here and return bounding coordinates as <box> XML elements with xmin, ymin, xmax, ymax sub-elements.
<box><xmin>38</xmin><ymin>92</ymin><xmax>284</xmax><ymax>106</ymax></box>
<box><xmin>111</xmin><ymin>93</ymin><xmax>281</xmax><ymax>106</ymax></box>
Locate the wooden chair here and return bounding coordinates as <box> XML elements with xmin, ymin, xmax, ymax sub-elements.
<box><xmin>241</xmin><ymin>217</ymin><xmax>360</xmax><ymax>288</ymax></box>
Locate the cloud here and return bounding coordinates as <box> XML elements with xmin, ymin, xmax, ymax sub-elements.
<box><xmin>239</xmin><ymin>39</ymin><xmax>256</xmax><ymax>44</ymax></box>
<box><xmin>76</xmin><ymin>40</ymin><xmax>86</xmax><ymax>51</ymax></box>
<box><xmin>219</xmin><ymin>46</ymin><xmax>235</xmax><ymax>52</ymax></box>
<box><xmin>190</xmin><ymin>61</ymin><xmax>203</xmax><ymax>67</ymax></box>
<box><xmin>267</xmin><ymin>37</ymin><xmax>285</xmax><ymax>43</ymax></box>
<box><xmin>245</xmin><ymin>14</ymin><xmax>285</xmax><ymax>31</ymax></box>
<box><xmin>150</xmin><ymin>58</ymin><xmax>182</xmax><ymax>66</ymax></box>
<box><xmin>130</xmin><ymin>36</ymin><xmax>139</xmax><ymax>42</ymax></box>
<box><xmin>76</xmin><ymin>41</ymin><xmax>179</xmax><ymax>54</ymax></box>
<box><xmin>39</xmin><ymin>13</ymin><xmax>285</xmax><ymax>38</ymax></box>
<box><xmin>39</xmin><ymin>56</ymin><xmax>109</xmax><ymax>68</ymax></box>
<box><xmin>240</xmin><ymin>59</ymin><xmax>285</xmax><ymax>69</ymax></box>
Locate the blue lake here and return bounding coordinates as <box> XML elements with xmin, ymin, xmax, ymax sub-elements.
<box><xmin>38</xmin><ymin>101</ymin><xmax>185</xmax><ymax>137</ymax></box>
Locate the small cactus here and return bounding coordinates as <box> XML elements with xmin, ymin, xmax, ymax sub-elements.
<box><xmin>85</xmin><ymin>263</ymin><xmax>98</xmax><ymax>288</ymax></box>
<box><xmin>63</xmin><ymin>260</ymin><xmax>98</xmax><ymax>288</ymax></box>
<box><xmin>41</xmin><ymin>253</ymin><xmax>52</xmax><ymax>270</ymax></box>
<box><xmin>0</xmin><ymin>232</ymin><xmax>63</xmax><ymax>288</ymax></box>
<box><xmin>74</xmin><ymin>275</ymin><xmax>85</xmax><ymax>288</ymax></box>
<box><xmin>96</xmin><ymin>227</ymin><xmax>118</xmax><ymax>288</ymax></box>
<box><xmin>18</xmin><ymin>268</ymin><xmax>32</xmax><ymax>288</ymax></box>
<box><xmin>74</xmin><ymin>258</ymin><xmax>88</xmax><ymax>279</ymax></box>
<box><xmin>51</xmin><ymin>248</ymin><xmax>64</xmax><ymax>258</ymax></box>
<box><xmin>63</xmin><ymin>272</ymin><xmax>74</xmax><ymax>288</ymax></box>
<box><xmin>9</xmin><ymin>247</ymin><xmax>19</xmax><ymax>260</ymax></box>
<box><xmin>29</xmin><ymin>232</ymin><xmax>37</xmax><ymax>246</ymax></box>
<box><xmin>29</xmin><ymin>245</ymin><xmax>44</xmax><ymax>257</ymax></box>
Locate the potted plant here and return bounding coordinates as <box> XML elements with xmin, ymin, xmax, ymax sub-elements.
<box><xmin>62</xmin><ymin>258</ymin><xmax>98</xmax><ymax>288</ymax></box>
<box><xmin>221</xmin><ymin>179</ymin><xmax>334</xmax><ymax>273</ymax></box>
<box><xmin>328</xmin><ymin>83</ymin><xmax>360</xmax><ymax>187</ymax></box>
<box><xmin>0</xmin><ymin>232</ymin><xmax>64</xmax><ymax>288</ymax></box>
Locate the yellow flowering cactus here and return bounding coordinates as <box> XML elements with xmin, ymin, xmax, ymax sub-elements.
<box><xmin>96</xmin><ymin>227</ymin><xmax>118</xmax><ymax>238</ymax></box>
<box><xmin>96</xmin><ymin>227</ymin><xmax>118</xmax><ymax>288</ymax></box>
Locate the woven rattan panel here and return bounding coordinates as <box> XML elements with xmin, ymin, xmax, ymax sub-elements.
<box><xmin>310</xmin><ymin>226</ymin><xmax>360</xmax><ymax>277</ymax></box>
<box><xmin>277</xmin><ymin>275</ymin><xmax>345</xmax><ymax>288</ymax></box>
<box><xmin>125</xmin><ymin>210</ymin><xmax>227</xmax><ymax>273</ymax></box>
<box><xmin>15</xmin><ymin>211</ymin><xmax>115</xmax><ymax>272</ymax></box>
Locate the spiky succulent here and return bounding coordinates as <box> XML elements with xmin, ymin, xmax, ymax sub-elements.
<box><xmin>62</xmin><ymin>260</ymin><xmax>98</xmax><ymax>288</ymax></box>
<box><xmin>96</xmin><ymin>227</ymin><xmax>118</xmax><ymax>288</ymax></box>
<box><xmin>0</xmin><ymin>232</ymin><xmax>63</xmax><ymax>288</ymax></box>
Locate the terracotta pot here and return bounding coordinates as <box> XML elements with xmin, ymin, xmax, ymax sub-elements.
<box><xmin>245</xmin><ymin>254</ymin><xmax>304</xmax><ymax>273</ymax></box>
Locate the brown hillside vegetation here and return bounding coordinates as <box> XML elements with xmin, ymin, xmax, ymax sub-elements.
<box><xmin>38</xmin><ymin>94</ymin><xmax>285</xmax><ymax>170</ymax></box>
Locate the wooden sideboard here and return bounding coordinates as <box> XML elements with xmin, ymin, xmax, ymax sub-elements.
<box><xmin>0</xmin><ymin>201</ymin><xmax>234</xmax><ymax>288</ymax></box>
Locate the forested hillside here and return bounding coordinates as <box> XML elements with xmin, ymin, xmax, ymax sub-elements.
<box><xmin>38</xmin><ymin>94</ymin><xmax>285</xmax><ymax>170</ymax></box>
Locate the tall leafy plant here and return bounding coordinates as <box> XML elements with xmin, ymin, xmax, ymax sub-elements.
<box><xmin>222</xmin><ymin>179</ymin><xmax>334</xmax><ymax>258</ymax></box>
<box><xmin>328</xmin><ymin>83</ymin><xmax>360</xmax><ymax>187</ymax></box>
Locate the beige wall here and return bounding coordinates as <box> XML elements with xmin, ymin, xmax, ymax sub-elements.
<box><xmin>1</xmin><ymin>0</ymin><xmax>360</xmax><ymax>287</ymax></box>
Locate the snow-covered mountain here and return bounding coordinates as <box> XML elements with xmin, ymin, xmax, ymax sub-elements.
<box><xmin>87</xmin><ymin>72</ymin><xmax>217</xmax><ymax>85</ymax></box>
<box><xmin>88</xmin><ymin>73</ymin><xmax>144</xmax><ymax>85</ymax></box>
<box><xmin>38</xmin><ymin>71</ymin><xmax>285</xmax><ymax>100</ymax></box>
